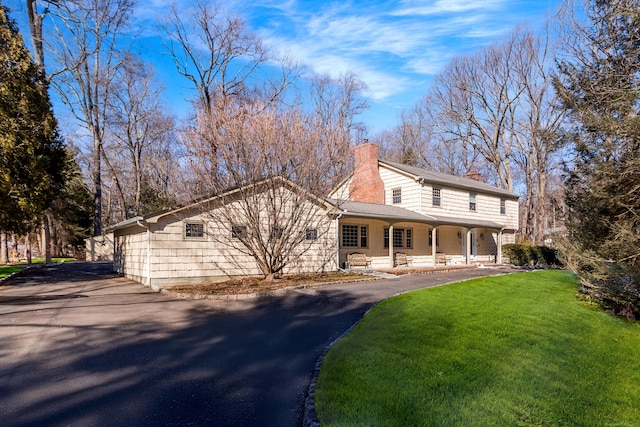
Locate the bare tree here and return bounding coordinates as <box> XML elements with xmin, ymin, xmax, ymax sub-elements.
<box><xmin>44</xmin><ymin>0</ymin><xmax>135</xmax><ymax>236</ymax></box>
<box><xmin>182</xmin><ymin>101</ymin><xmax>338</xmax><ymax>281</ymax></box>
<box><xmin>420</xmin><ymin>28</ymin><xmax>567</xmax><ymax>242</ymax></box>
<box><xmin>164</xmin><ymin>0</ymin><xmax>298</xmax><ymax>177</ymax></box>
<box><xmin>102</xmin><ymin>54</ymin><xmax>176</xmax><ymax>219</ymax></box>
<box><xmin>308</xmin><ymin>72</ymin><xmax>368</xmax><ymax>186</ymax></box>
<box><xmin>508</xmin><ymin>28</ymin><xmax>567</xmax><ymax>244</ymax></box>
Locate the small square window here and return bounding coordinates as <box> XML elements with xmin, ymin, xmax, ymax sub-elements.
<box><xmin>305</xmin><ymin>228</ymin><xmax>318</xmax><ymax>241</ymax></box>
<box><xmin>392</xmin><ymin>188</ymin><xmax>402</xmax><ymax>204</ymax></box>
<box><xmin>269</xmin><ymin>226</ymin><xmax>284</xmax><ymax>242</ymax></box>
<box><xmin>232</xmin><ymin>224</ymin><xmax>247</xmax><ymax>239</ymax></box>
<box><xmin>185</xmin><ymin>222</ymin><xmax>204</xmax><ymax>238</ymax></box>
<box><xmin>469</xmin><ymin>193</ymin><xmax>477</xmax><ymax>211</ymax></box>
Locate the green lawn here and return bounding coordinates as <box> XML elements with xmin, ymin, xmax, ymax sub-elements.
<box><xmin>1</xmin><ymin>258</ymin><xmax>74</xmax><ymax>280</ymax></box>
<box><xmin>315</xmin><ymin>270</ymin><xmax>640</xmax><ymax>426</ymax></box>
<box><xmin>0</xmin><ymin>265</ymin><xmax>23</xmax><ymax>279</ymax></box>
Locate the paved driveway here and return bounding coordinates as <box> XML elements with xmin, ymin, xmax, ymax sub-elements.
<box><xmin>0</xmin><ymin>262</ymin><xmax>514</xmax><ymax>427</ymax></box>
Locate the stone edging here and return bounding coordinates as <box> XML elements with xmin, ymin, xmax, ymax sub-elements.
<box><xmin>0</xmin><ymin>263</ymin><xmax>47</xmax><ymax>286</ymax></box>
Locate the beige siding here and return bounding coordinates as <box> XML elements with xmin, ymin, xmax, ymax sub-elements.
<box><xmin>114</xmin><ymin>226</ymin><xmax>148</xmax><ymax>283</ymax></box>
<box><xmin>115</xmin><ymin>189</ymin><xmax>338</xmax><ymax>286</ymax></box>
<box><xmin>328</xmin><ymin>177</ymin><xmax>352</xmax><ymax>200</ymax></box>
<box><xmin>419</xmin><ymin>183</ymin><xmax>518</xmax><ymax>230</ymax></box>
<box><xmin>85</xmin><ymin>232</ymin><xmax>114</xmax><ymax>261</ymax></box>
<box><xmin>379</xmin><ymin>167</ymin><xmax>421</xmax><ymax>212</ymax></box>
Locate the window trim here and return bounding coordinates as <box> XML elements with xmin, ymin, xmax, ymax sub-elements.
<box><xmin>341</xmin><ymin>224</ymin><xmax>368</xmax><ymax>248</ymax></box>
<box><xmin>432</xmin><ymin>187</ymin><xmax>441</xmax><ymax>207</ymax></box>
<box><xmin>392</xmin><ymin>187</ymin><xmax>402</xmax><ymax>204</ymax></box>
<box><xmin>184</xmin><ymin>221</ymin><xmax>205</xmax><ymax>239</ymax></box>
<box><xmin>384</xmin><ymin>227</ymin><xmax>413</xmax><ymax>249</ymax></box>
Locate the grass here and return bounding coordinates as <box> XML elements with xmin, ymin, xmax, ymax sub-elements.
<box><xmin>15</xmin><ymin>257</ymin><xmax>75</xmax><ymax>265</ymax></box>
<box><xmin>1</xmin><ymin>258</ymin><xmax>75</xmax><ymax>280</ymax></box>
<box><xmin>315</xmin><ymin>270</ymin><xmax>640</xmax><ymax>426</ymax></box>
<box><xmin>0</xmin><ymin>265</ymin><xmax>24</xmax><ymax>279</ymax></box>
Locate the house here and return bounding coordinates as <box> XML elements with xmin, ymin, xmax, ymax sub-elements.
<box><xmin>330</xmin><ymin>142</ymin><xmax>519</xmax><ymax>269</ymax></box>
<box><xmin>109</xmin><ymin>142</ymin><xmax>519</xmax><ymax>286</ymax></box>
<box><xmin>108</xmin><ymin>177</ymin><xmax>339</xmax><ymax>286</ymax></box>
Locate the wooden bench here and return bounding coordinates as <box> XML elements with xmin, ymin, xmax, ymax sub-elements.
<box><xmin>346</xmin><ymin>253</ymin><xmax>371</xmax><ymax>269</ymax></box>
<box><xmin>394</xmin><ymin>252</ymin><xmax>411</xmax><ymax>267</ymax></box>
<box><xmin>436</xmin><ymin>252</ymin><xmax>450</xmax><ymax>265</ymax></box>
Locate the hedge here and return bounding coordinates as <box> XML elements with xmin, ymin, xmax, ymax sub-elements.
<box><xmin>502</xmin><ymin>244</ymin><xmax>562</xmax><ymax>267</ymax></box>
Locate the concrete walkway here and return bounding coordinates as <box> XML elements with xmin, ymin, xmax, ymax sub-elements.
<box><xmin>0</xmin><ymin>262</ymin><xmax>515</xmax><ymax>427</ymax></box>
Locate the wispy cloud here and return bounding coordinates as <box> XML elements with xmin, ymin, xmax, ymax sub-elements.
<box><xmin>241</xmin><ymin>0</ymin><xmax>553</xmax><ymax>106</ymax></box>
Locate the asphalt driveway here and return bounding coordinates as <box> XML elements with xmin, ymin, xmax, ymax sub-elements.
<box><xmin>0</xmin><ymin>262</ymin><xmax>514</xmax><ymax>427</ymax></box>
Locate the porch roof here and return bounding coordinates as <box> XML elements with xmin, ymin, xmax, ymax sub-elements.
<box><xmin>332</xmin><ymin>199</ymin><xmax>505</xmax><ymax>230</ymax></box>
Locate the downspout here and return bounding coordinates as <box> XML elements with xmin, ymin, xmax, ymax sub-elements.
<box><xmin>335</xmin><ymin>212</ymin><xmax>345</xmax><ymax>271</ymax></box>
<box><xmin>137</xmin><ymin>220</ymin><xmax>151</xmax><ymax>286</ymax></box>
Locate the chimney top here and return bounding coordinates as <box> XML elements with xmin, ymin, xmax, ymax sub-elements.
<box><xmin>464</xmin><ymin>170</ymin><xmax>483</xmax><ymax>182</ymax></box>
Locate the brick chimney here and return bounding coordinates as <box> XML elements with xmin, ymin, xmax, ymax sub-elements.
<box><xmin>464</xmin><ymin>170</ymin><xmax>483</xmax><ymax>182</ymax></box>
<box><xmin>349</xmin><ymin>141</ymin><xmax>385</xmax><ymax>204</ymax></box>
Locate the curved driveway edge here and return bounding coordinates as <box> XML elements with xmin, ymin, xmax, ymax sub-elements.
<box><xmin>0</xmin><ymin>262</ymin><xmax>516</xmax><ymax>427</ymax></box>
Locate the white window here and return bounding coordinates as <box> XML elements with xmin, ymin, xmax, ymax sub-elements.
<box><xmin>432</xmin><ymin>187</ymin><xmax>441</xmax><ymax>207</ymax></box>
<box><xmin>384</xmin><ymin>227</ymin><xmax>413</xmax><ymax>249</ymax></box>
<box><xmin>184</xmin><ymin>222</ymin><xmax>204</xmax><ymax>239</ymax></box>
<box><xmin>500</xmin><ymin>198</ymin><xmax>506</xmax><ymax>215</ymax></box>
<box><xmin>392</xmin><ymin>188</ymin><xmax>402</xmax><ymax>204</ymax></box>
<box><xmin>342</xmin><ymin>225</ymin><xmax>368</xmax><ymax>248</ymax></box>
<box><xmin>469</xmin><ymin>193</ymin><xmax>477</xmax><ymax>211</ymax></box>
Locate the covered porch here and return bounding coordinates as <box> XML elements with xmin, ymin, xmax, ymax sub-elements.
<box><xmin>336</xmin><ymin>201</ymin><xmax>513</xmax><ymax>270</ymax></box>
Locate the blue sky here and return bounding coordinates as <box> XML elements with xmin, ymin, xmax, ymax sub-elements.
<box><xmin>8</xmin><ymin>0</ymin><xmax>563</xmax><ymax>135</ymax></box>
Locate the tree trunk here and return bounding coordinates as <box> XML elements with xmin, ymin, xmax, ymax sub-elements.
<box><xmin>1</xmin><ymin>232</ymin><xmax>8</xmax><ymax>264</ymax></box>
<box><xmin>43</xmin><ymin>213</ymin><xmax>52</xmax><ymax>263</ymax></box>
<box><xmin>25</xmin><ymin>233</ymin><xmax>32</xmax><ymax>265</ymax></box>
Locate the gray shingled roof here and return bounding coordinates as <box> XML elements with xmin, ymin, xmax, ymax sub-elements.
<box><xmin>380</xmin><ymin>159</ymin><xmax>519</xmax><ymax>199</ymax></box>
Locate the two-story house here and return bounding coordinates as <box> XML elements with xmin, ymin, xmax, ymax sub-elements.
<box><xmin>330</xmin><ymin>142</ymin><xmax>519</xmax><ymax>269</ymax></box>
<box><xmin>106</xmin><ymin>141</ymin><xmax>519</xmax><ymax>286</ymax></box>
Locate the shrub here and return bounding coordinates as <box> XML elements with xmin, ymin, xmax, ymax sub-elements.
<box><xmin>503</xmin><ymin>243</ymin><xmax>562</xmax><ymax>267</ymax></box>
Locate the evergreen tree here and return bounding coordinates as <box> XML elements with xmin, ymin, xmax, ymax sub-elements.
<box><xmin>0</xmin><ymin>5</ymin><xmax>67</xmax><ymax>235</ymax></box>
<box><xmin>554</xmin><ymin>0</ymin><xmax>640</xmax><ymax>318</ymax></box>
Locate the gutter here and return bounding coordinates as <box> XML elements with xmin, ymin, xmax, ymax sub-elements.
<box><xmin>136</xmin><ymin>220</ymin><xmax>151</xmax><ymax>286</ymax></box>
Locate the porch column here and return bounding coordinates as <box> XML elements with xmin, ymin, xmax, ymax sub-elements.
<box><xmin>388</xmin><ymin>223</ymin><xmax>395</xmax><ymax>268</ymax></box>
<box><xmin>497</xmin><ymin>230</ymin><xmax>503</xmax><ymax>263</ymax></box>
<box><xmin>431</xmin><ymin>227</ymin><xmax>437</xmax><ymax>267</ymax></box>
<box><xmin>465</xmin><ymin>228</ymin><xmax>471</xmax><ymax>265</ymax></box>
